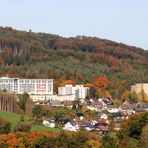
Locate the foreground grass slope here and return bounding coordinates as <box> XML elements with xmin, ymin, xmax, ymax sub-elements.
<box><xmin>31</xmin><ymin>125</ymin><xmax>60</xmax><ymax>132</ymax></box>
<box><xmin>0</xmin><ymin>111</ymin><xmax>59</xmax><ymax>132</ymax></box>
<box><xmin>0</xmin><ymin>111</ymin><xmax>22</xmax><ymax>130</ymax></box>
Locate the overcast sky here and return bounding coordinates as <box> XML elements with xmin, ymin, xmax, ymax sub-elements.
<box><xmin>0</xmin><ymin>0</ymin><xmax>148</xmax><ymax>49</ymax></box>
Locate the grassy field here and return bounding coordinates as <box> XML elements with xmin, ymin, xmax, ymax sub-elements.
<box><xmin>0</xmin><ymin>111</ymin><xmax>60</xmax><ymax>133</ymax></box>
<box><xmin>31</xmin><ymin>125</ymin><xmax>60</xmax><ymax>132</ymax></box>
<box><xmin>0</xmin><ymin>111</ymin><xmax>22</xmax><ymax>130</ymax></box>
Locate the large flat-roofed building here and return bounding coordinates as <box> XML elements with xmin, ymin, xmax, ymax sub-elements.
<box><xmin>131</xmin><ymin>83</ymin><xmax>148</xmax><ymax>96</ymax></box>
<box><xmin>0</xmin><ymin>77</ymin><xmax>53</xmax><ymax>95</ymax></box>
<box><xmin>58</xmin><ymin>84</ymin><xmax>89</xmax><ymax>99</ymax></box>
<box><xmin>58</xmin><ymin>84</ymin><xmax>75</xmax><ymax>96</ymax></box>
<box><xmin>75</xmin><ymin>85</ymin><xmax>89</xmax><ymax>99</ymax></box>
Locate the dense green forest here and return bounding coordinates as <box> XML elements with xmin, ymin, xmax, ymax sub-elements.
<box><xmin>0</xmin><ymin>26</ymin><xmax>147</xmax><ymax>84</ymax></box>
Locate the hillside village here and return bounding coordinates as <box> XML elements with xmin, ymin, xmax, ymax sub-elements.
<box><xmin>0</xmin><ymin>0</ymin><xmax>148</xmax><ymax>146</ymax></box>
<box><xmin>0</xmin><ymin>27</ymin><xmax>147</xmax><ymax>148</ymax></box>
<box><xmin>0</xmin><ymin>76</ymin><xmax>148</xmax><ymax>136</ymax></box>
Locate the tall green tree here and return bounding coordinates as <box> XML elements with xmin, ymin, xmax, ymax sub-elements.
<box><xmin>17</xmin><ymin>92</ymin><xmax>29</xmax><ymax>111</ymax></box>
<box><xmin>101</xmin><ymin>135</ymin><xmax>117</xmax><ymax>148</ymax></box>
<box><xmin>32</xmin><ymin>105</ymin><xmax>42</xmax><ymax>118</ymax></box>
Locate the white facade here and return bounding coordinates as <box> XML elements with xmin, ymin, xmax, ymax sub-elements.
<box><xmin>43</xmin><ymin>119</ymin><xmax>55</xmax><ymax>128</ymax></box>
<box><xmin>58</xmin><ymin>84</ymin><xmax>89</xmax><ymax>99</ymax></box>
<box><xmin>31</xmin><ymin>94</ymin><xmax>75</xmax><ymax>102</ymax></box>
<box><xmin>106</xmin><ymin>107</ymin><xmax>120</xmax><ymax>113</ymax></box>
<box><xmin>48</xmin><ymin>95</ymin><xmax>75</xmax><ymax>101</ymax></box>
<box><xmin>131</xmin><ymin>83</ymin><xmax>148</xmax><ymax>96</ymax></box>
<box><xmin>75</xmin><ymin>85</ymin><xmax>89</xmax><ymax>99</ymax></box>
<box><xmin>58</xmin><ymin>84</ymin><xmax>76</xmax><ymax>95</ymax></box>
<box><xmin>63</xmin><ymin>122</ymin><xmax>79</xmax><ymax>132</ymax></box>
<box><xmin>30</xmin><ymin>95</ymin><xmax>49</xmax><ymax>102</ymax></box>
<box><xmin>0</xmin><ymin>77</ymin><xmax>53</xmax><ymax>95</ymax></box>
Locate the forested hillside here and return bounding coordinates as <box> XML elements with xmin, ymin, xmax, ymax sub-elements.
<box><xmin>0</xmin><ymin>26</ymin><xmax>147</xmax><ymax>85</ymax></box>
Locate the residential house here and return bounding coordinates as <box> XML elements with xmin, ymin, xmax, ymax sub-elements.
<box><xmin>50</xmin><ymin>100</ymin><xmax>63</xmax><ymax>107</ymax></box>
<box><xmin>35</xmin><ymin>100</ymin><xmax>50</xmax><ymax>106</ymax></box>
<box><xmin>94</xmin><ymin>122</ymin><xmax>109</xmax><ymax>128</ymax></box>
<box><xmin>63</xmin><ymin>100</ymin><xmax>73</xmax><ymax>108</ymax></box>
<box><xmin>106</xmin><ymin>105</ymin><xmax>120</xmax><ymax>113</ymax></box>
<box><xmin>113</xmin><ymin>116</ymin><xmax>124</xmax><ymax>123</ymax></box>
<box><xmin>77</xmin><ymin>121</ymin><xmax>86</xmax><ymax>129</ymax></box>
<box><xmin>63</xmin><ymin>121</ymin><xmax>79</xmax><ymax>131</ymax></box>
<box><xmin>120</xmin><ymin>101</ymin><xmax>133</xmax><ymax>114</ymax></box>
<box><xmin>43</xmin><ymin>118</ymin><xmax>55</xmax><ymax>128</ymax></box>
<box><xmin>76</xmin><ymin>118</ymin><xmax>96</xmax><ymax>131</ymax></box>
<box><xmin>102</xmin><ymin>97</ymin><xmax>114</xmax><ymax>106</ymax></box>
<box><xmin>84</xmin><ymin>122</ymin><xmax>94</xmax><ymax>131</ymax></box>
<box><xmin>87</xmin><ymin>101</ymin><xmax>103</xmax><ymax>112</ymax></box>
<box><xmin>113</xmin><ymin>116</ymin><xmax>124</xmax><ymax>131</ymax></box>
<box><xmin>94</xmin><ymin>122</ymin><xmax>109</xmax><ymax>135</ymax></box>
<box><xmin>141</xmin><ymin>104</ymin><xmax>148</xmax><ymax>111</ymax></box>
<box><xmin>79</xmin><ymin>99</ymin><xmax>88</xmax><ymax>108</ymax></box>
<box><xmin>57</xmin><ymin>118</ymin><xmax>70</xmax><ymax>125</ymax></box>
<box><xmin>100</xmin><ymin>113</ymin><xmax>108</xmax><ymax>119</ymax></box>
<box><xmin>134</xmin><ymin>102</ymin><xmax>148</xmax><ymax>112</ymax></box>
<box><xmin>75</xmin><ymin>113</ymin><xmax>85</xmax><ymax>120</ymax></box>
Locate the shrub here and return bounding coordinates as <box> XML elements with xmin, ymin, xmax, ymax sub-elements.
<box><xmin>14</xmin><ymin>122</ymin><xmax>31</xmax><ymax>132</ymax></box>
<box><xmin>0</xmin><ymin>118</ymin><xmax>11</xmax><ymax>134</ymax></box>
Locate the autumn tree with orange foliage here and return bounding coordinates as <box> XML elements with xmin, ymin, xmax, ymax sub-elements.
<box><xmin>61</xmin><ymin>79</ymin><xmax>76</xmax><ymax>87</ymax></box>
<box><xmin>0</xmin><ymin>130</ymin><xmax>101</xmax><ymax>148</ymax></box>
<box><xmin>92</xmin><ymin>76</ymin><xmax>110</xmax><ymax>98</ymax></box>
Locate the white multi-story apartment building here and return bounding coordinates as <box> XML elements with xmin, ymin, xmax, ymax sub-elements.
<box><xmin>75</xmin><ymin>85</ymin><xmax>89</xmax><ymax>99</ymax></box>
<box><xmin>58</xmin><ymin>84</ymin><xmax>89</xmax><ymax>99</ymax></box>
<box><xmin>58</xmin><ymin>84</ymin><xmax>75</xmax><ymax>96</ymax></box>
<box><xmin>0</xmin><ymin>77</ymin><xmax>53</xmax><ymax>95</ymax></box>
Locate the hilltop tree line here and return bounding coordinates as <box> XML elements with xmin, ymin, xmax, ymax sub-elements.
<box><xmin>0</xmin><ymin>27</ymin><xmax>147</xmax><ymax>84</ymax></box>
